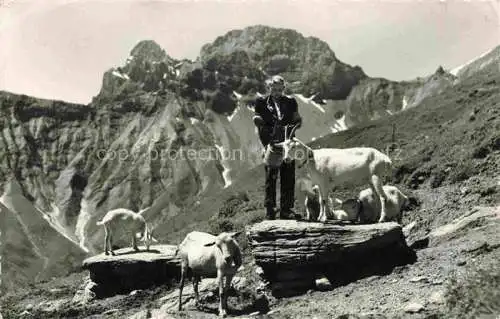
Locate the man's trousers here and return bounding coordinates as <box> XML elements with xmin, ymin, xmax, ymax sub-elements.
<box><xmin>264</xmin><ymin>160</ymin><xmax>295</xmax><ymax>210</ymax></box>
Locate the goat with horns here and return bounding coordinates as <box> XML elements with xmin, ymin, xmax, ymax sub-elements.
<box><xmin>273</xmin><ymin>124</ymin><xmax>393</xmax><ymax>223</ymax></box>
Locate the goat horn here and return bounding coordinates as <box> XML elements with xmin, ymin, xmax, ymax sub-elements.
<box><xmin>289</xmin><ymin>123</ymin><xmax>299</xmax><ymax>138</ymax></box>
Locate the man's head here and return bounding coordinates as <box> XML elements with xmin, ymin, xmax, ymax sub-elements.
<box><xmin>266</xmin><ymin>75</ymin><xmax>286</xmax><ymax>97</ymax></box>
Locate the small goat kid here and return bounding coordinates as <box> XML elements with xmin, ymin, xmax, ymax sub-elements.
<box><xmin>177</xmin><ymin>231</ymin><xmax>242</xmax><ymax>318</ymax></box>
<box><xmin>276</xmin><ymin>125</ymin><xmax>393</xmax><ymax>223</ymax></box>
<box><xmin>96</xmin><ymin>208</ymin><xmax>156</xmax><ymax>255</ymax></box>
<box><xmin>344</xmin><ymin>185</ymin><xmax>409</xmax><ymax>224</ymax></box>
<box><xmin>327</xmin><ymin>197</ymin><xmax>363</xmax><ymax>222</ymax></box>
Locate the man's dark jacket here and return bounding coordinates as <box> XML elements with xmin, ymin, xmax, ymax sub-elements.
<box><xmin>253</xmin><ymin>95</ymin><xmax>302</xmax><ymax>147</ymax></box>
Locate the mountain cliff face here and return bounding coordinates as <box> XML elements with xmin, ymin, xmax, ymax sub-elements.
<box><xmin>0</xmin><ymin>179</ymin><xmax>88</xmax><ymax>291</ymax></box>
<box><xmin>0</xmin><ymin>26</ymin><xmax>494</xmax><ymax>289</ymax></box>
<box><xmin>452</xmin><ymin>45</ymin><xmax>500</xmax><ymax>80</ymax></box>
<box><xmin>343</xmin><ymin>66</ymin><xmax>457</xmax><ymax>127</ymax></box>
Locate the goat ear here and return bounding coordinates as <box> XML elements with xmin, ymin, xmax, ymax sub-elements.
<box><xmin>230</xmin><ymin>231</ymin><xmax>242</xmax><ymax>238</ymax></box>
<box><xmin>204</xmin><ymin>241</ymin><xmax>216</xmax><ymax>247</ymax></box>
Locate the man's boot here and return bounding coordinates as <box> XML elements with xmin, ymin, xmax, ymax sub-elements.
<box><xmin>266</xmin><ymin>206</ymin><xmax>276</xmax><ymax>220</ymax></box>
<box><xmin>280</xmin><ymin>208</ymin><xmax>300</xmax><ymax>220</ymax></box>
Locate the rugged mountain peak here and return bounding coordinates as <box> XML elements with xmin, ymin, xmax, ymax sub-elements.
<box><xmin>96</xmin><ymin>24</ymin><xmax>368</xmax><ymax>110</ymax></box>
<box><xmin>130</xmin><ymin>40</ymin><xmax>168</xmax><ymax>62</ymax></box>
<box><xmin>435</xmin><ymin>65</ymin><xmax>446</xmax><ymax>75</ymax></box>
<box><xmin>199</xmin><ymin>24</ymin><xmax>366</xmax><ymax>100</ymax></box>
<box><xmin>96</xmin><ymin>40</ymin><xmax>182</xmax><ymax>101</ymax></box>
<box><xmin>429</xmin><ymin>65</ymin><xmax>456</xmax><ymax>82</ymax></box>
<box><xmin>201</xmin><ymin>24</ymin><xmax>333</xmax><ymax>60</ymax></box>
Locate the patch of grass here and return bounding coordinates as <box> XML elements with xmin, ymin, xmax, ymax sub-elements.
<box><xmin>218</xmin><ymin>191</ymin><xmax>250</xmax><ymax>218</ymax></box>
<box><xmin>448</xmin><ymin>160</ymin><xmax>479</xmax><ymax>183</ymax></box>
<box><xmin>429</xmin><ymin>169</ymin><xmax>448</xmax><ymax>188</ymax></box>
<box><xmin>444</xmin><ymin>257</ymin><xmax>500</xmax><ymax>318</ymax></box>
<box><xmin>209</xmin><ymin>218</ymin><xmax>235</xmax><ymax>233</ymax></box>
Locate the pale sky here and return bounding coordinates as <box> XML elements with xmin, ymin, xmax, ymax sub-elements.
<box><xmin>0</xmin><ymin>0</ymin><xmax>498</xmax><ymax>104</ymax></box>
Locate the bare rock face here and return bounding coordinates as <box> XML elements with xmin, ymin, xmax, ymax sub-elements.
<box><xmin>82</xmin><ymin>245</ymin><xmax>181</xmax><ymax>298</ymax></box>
<box><xmin>246</xmin><ymin>220</ymin><xmax>416</xmax><ymax>297</ymax></box>
<box><xmin>0</xmin><ymin>179</ymin><xmax>88</xmax><ymax>291</ymax></box>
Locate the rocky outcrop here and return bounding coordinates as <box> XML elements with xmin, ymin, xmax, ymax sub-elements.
<box><xmin>82</xmin><ymin>245</ymin><xmax>181</xmax><ymax>297</ymax></box>
<box><xmin>402</xmin><ymin>66</ymin><xmax>456</xmax><ymax>110</ymax></box>
<box><xmin>344</xmin><ymin>78</ymin><xmax>411</xmax><ymax>127</ymax></box>
<box><xmin>404</xmin><ymin>206</ymin><xmax>500</xmax><ymax>249</ymax></box>
<box><xmin>428</xmin><ymin>206</ymin><xmax>499</xmax><ymax>246</ymax></box>
<box><xmin>246</xmin><ymin>220</ymin><xmax>416</xmax><ymax>297</ymax></box>
<box><xmin>344</xmin><ymin>65</ymin><xmax>456</xmax><ymax>127</ymax></box>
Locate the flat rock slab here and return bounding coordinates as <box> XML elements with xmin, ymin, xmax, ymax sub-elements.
<box><xmin>428</xmin><ymin>206</ymin><xmax>500</xmax><ymax>246</ymax></box>
<box><xmin>82</xmin><ymin>245</ymin><xmax>181</xmax><ymax>297</ymax></box>
<box><xmin>246</xmin><ymin>220</ymin><xmax>416</xmax><ymax>297</ymax></box>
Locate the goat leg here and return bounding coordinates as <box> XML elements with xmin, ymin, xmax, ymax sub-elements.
<box><xmin>104</xmin><ymin>227</ymin><xmax>109</xmax><ymax>255</ymax></box>
<box><xmin>371</xmin><ymin>174</ymin><xmax>388</xmax><ymax>223</ymax></box>
<box><xmin>109</xmin><ymin>233</ymin><xmax>115</xmax><ymax>256</ymax></box>
<box><xmin>132</xmin><ymin>234</ymin><xmax>139</xmax><ymax>251</ymax></box>
<box><xmin>224</xmin><ymin>275</ymin><xmax>233</xmax><ymax>311</ymax></box>
<box><xmin>193</xmin><ymin>275</ymin><xmax>200</xmax><ymax>307</ymax></box>
<box><xmin>317</xmin><ymin>185</ymin><xmax>328</xmax><ymax>222</ymax></box>
<box><xmin>218</xmin><ymin>271</ymin><xmax>227</xmax><ymax>318</ymax></box>
<box><xmin>178</xmin><ymin>266</ymin><xmax>186</xmax><ymax>311</ymax></box>
<box><xmin>305</xmin><ymin>198</ymin><xmax>312</xmax><ymax>221</ymax></box>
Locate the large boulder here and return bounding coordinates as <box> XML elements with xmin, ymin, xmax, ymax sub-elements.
<box><xmin>246</xmin><ymin>220</ymin><xmax>416</xmax><ymax>297</ymax></box>
<box><xmin>82</xmin><ymin>245</ymin><xmax>181</xmax><ymax>297</ymax></box>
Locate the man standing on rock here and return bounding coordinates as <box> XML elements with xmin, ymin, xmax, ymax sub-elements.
<box><xmin>253</xmin><ymin>75</ymin><xmax>302</xmax><ymax>220</ymax></box>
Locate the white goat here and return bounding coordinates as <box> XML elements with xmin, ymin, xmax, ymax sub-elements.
<box><xmin>302</xmin><ymin>181</ymin><xmax>358</xmax><ymax>222</ymax></box>
<box><xmin>176</xmin><ymin>231</ymin><xmax>242</xmax><ymax>318</ymax></box>
<box><xmin>276</xmin><ymin>125</ymin><xmax>393</xmax><ymax>223</ymax></box>
<box><xmin>96</xmin><ymin>208</ymin><xmax>156</xmax><ymax>255</ymax></box>
<box><xmin>342</xmin><ymin>185</ymin><xmax>409</xmax><ymax>224</ymax></box>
